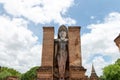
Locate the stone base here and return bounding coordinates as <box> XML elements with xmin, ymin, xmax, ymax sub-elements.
<box><xmin>69</xmin><ymin>66</ymin><xmax>88</xmax><ymax>80</ymax></box>
<box><xmin>37</xmin><ymin>66</ymin><xmax>53</xmax><ymax>80</ymax></box>
<box><xmin>37</xmin><ymin>66</ymin><xmax>88</xmax><ymax>80</ymax></box>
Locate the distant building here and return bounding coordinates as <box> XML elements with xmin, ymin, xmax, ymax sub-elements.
<box><xmin>114</xmin><ymin>34</ymin><xmax>120</xmax><ymax>50</ymax></box>
<box><xmin>89</xmin><ymin>64</ymin><xmax>99</xmax><ymax>80</ymax></box>
<box><xmin>6</xmin><ymin>76</ymin><xmax>18</xmax><ymax>80</ymax></box>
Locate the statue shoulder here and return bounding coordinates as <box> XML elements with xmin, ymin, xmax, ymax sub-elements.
<box><xmin>54</xmin><ymin>39</ymin><xmax>60</xmax><ymax>43</ymax></box>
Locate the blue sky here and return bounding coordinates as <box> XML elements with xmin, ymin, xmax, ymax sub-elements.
<box><xmin>28</xmin><ymin>0</ymin><xmax>120</xmax><ymax>41</ymax></box>
<box><xmin>0</xmin><ymin>0</ymin><xmax>120</xmax><ymax>76</ymax></box>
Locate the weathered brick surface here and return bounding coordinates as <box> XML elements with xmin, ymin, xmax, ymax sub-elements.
<box><xmin>68</xmin><ymin>27</ymin><xmax>82</xmax><ymax>66</ymax></box>
<box><xmin>41</xmin><ymin>27</ymin><xmax>54</xmax><ymax>66</ymax></box>
<box><xmin>37</xmin><ymin>66</ymin><xmax>53</xmax><ymax>80</ymax></box>
<box><xmin>69</xmin><ymin>66</ymin><xmax>87</xmax><ymax>79</ymax></box>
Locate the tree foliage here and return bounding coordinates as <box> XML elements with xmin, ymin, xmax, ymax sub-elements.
<box><xmin>21</xmin><ymin>66</ymin><xmax>39</xmax><ymax>80</ymax></box>
<box><xmin>100</xmin><ymin>58</ymin><xmax>120</xmax><ymax>80</ymax></box>
<box><xmin>0</xmin><ymin>66</ymin><xmax>39</xmax><ymax>80</ymax></box>
<box><xmin>0</xmin><ymin>67</ymin><xmax>21</xmax><ymax>80</ymax></box>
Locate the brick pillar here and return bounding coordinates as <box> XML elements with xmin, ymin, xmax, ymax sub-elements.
<box><xmin>68</xmin><ymin>27</ymin><xmax>82</xmax><ymax>66</ymax></box>
<box><xmin>41</xmin><ymin>27</ymin><xmax>54</xmax><ymax>66</ymax></box>
<box><xmin>37</xmin><ymin>27</ymin><xmax>54</xmax><ymax>80</ymax></box>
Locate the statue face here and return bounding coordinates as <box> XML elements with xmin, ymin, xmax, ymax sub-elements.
<box><xmin>59</xmin><ymin>30</ymin><xmax>66</xmax><ymax>39</ymax></box>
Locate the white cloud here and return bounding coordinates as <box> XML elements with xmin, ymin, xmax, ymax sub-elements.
<box><xmin>82</xmin><ymin>12</ymin><xmax>120</xmax><ymax>76</ymax></box>
<box><xmin>0</xmin><ymin>15</ymin><xmax>42</xmax><ymax>73</ymax></box>
<box><xmin>0</xmin><ymin>0</ymin><xmax>76</xmax><ymax>25</ymax></box>
<box><xmin>90</xmin><ymin>16</ymin><xmax>95</xmax><ymax>19</ymax></box>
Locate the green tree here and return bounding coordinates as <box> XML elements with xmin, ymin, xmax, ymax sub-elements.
<box><xmin>0</xmin><ymin>67</ymin><xmax>21</xmax><ymax>80</ymax></box>
<box><xmin>21</xmin><ymin>66</ymin><xmax>39</xmax><ymax>80</ymax></box>
<box><xmin>101</xmin><ymin>58</ymin><xmax>120</xmax><ymax>80</ymax></box>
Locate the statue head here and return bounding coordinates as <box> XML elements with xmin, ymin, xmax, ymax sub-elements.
<box><xmin>58</xmin><ymin>25</ymin><xmax>68</xmax><ymax>39</ymax></box>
